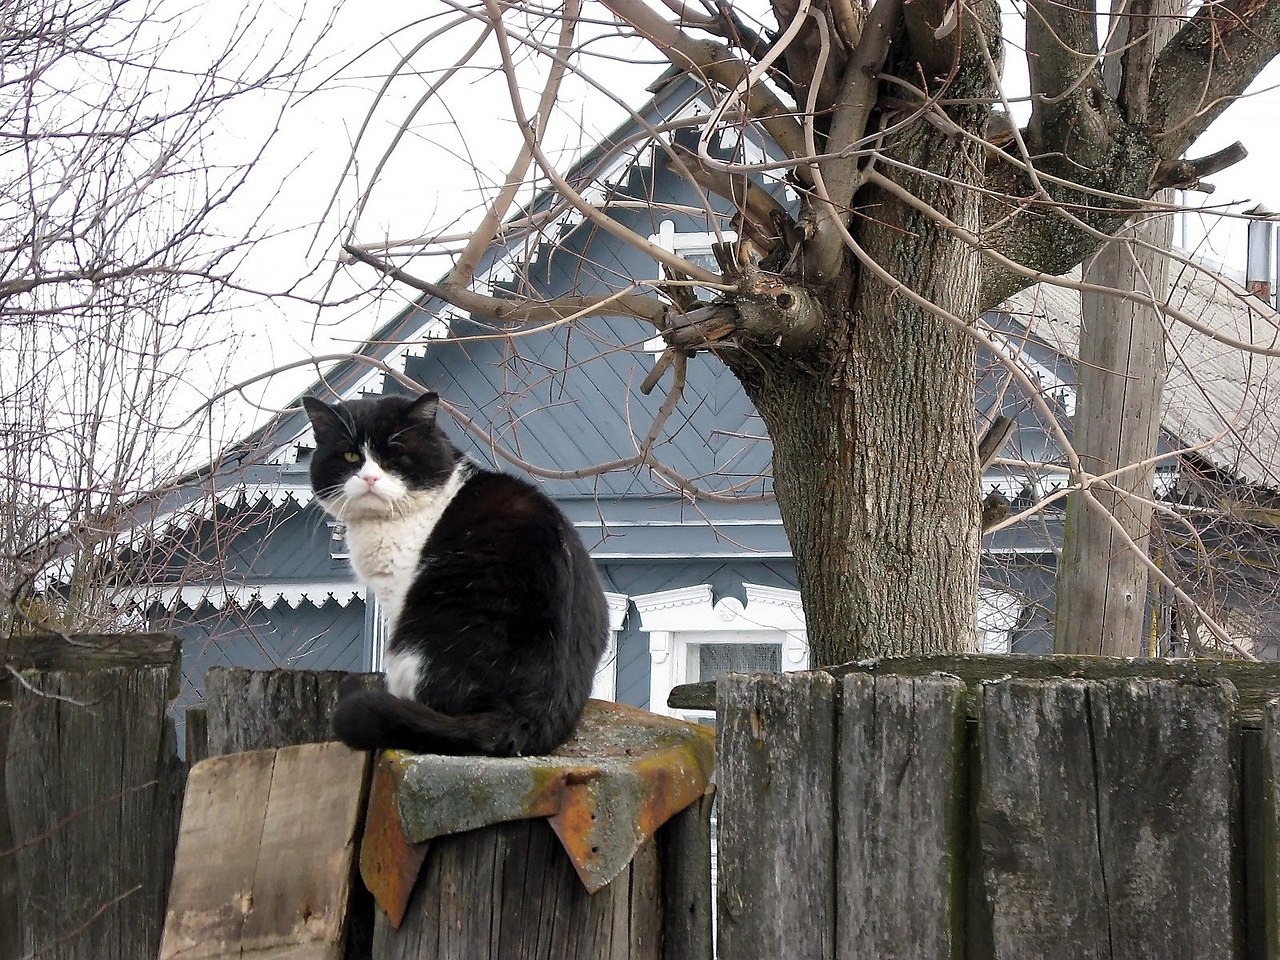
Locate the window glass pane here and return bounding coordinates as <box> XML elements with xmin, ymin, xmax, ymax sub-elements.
<box><xmin>694</xmin><ymin>642</ymin><xmax>781</xmax><ymax>681</ymax></box>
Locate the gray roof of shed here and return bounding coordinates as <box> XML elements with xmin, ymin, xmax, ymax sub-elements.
<box><xmin>999</xmin><ymin>260</ymin><xmax>1280</xmax><ymax>491</ymax></box>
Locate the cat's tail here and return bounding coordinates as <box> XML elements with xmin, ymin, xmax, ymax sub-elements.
<box><xmin>333</xmin><ymin>688</ymin><xmax>536</xmax><ymax>757</ymax></box>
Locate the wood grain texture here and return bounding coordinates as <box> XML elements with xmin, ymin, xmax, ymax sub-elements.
<box><xmin>716</xmin><ymin>671</ymin><xmax>836</xmax><ymax>960</ymax></box>
<box><xmin>1054</xmin><ymin>211</ymin><xmax>1175</xmax><ymax>656</ymax></box>
<box><xmin>1090</xmin><ymin>678</ymin><xmax>1240</xmax><ymax>958</ymax></box>
<box><xmin>204</xmin><ymin>668</ymin><xmax>380</xmax><ymax>756</ymax></box>
<box><xmin>160</xmin><ymin>742</ymin><xmax>370</xmax><ymax>960</ymax></box>
<box><xmin>1258</xmin><ymin>700</ymin><xmax>1280</xmax><ymax>958</ymax></box>
<box><xmin>976</xmin><ymin>679</ymin><xmax>1111</xmax><ymax>960</ymax></box>
<box><xmin>1</xmin><ymin>632</ymin><xmax>179</xmax><ymax>684</ymax></box>
<box><xmin>186</xmin><ymin>705</ymin><xmax>210</xmax><ymax>765</ymax></box>
<box><xmin>373</xmin><ymin>818</ymin><xmax>660</xmax><ymax>960</ymax></box>
<box><xmin>161</xmin><ymin>749</ymin><xmax>277</xmax><ymax>960</ymax></box>
<box><xmin>669</xmin><ymin>652</ymin><xmax>1280</xmax><ymax>721</ymax></box>
<box><xmin>0</xmin><ymin>702</ymin><xmax>20</xmax><ymax>960</ymax></box>
<box><xmin>836</xmin><ymin>674</ymin><xmax>966</xmax><ymax>960</ymax></box>
<box><xmin>4</xmin><ymin>666</ymin><xmax>184</xmax><ymax>960</ymax></box>
<box><xmin>657</xmin><ymin>789</ymin><xmax>714</xmax><ymax>960</ymax></box>
<box><xmin>976</xmin><ymin>678</ymin><xmax>1241</xmax><ymax>959</ymax></box>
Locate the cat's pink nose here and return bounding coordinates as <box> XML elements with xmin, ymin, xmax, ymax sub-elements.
<box><xmin>362</xmin><ymin>475</ymin><xmax>378</xmax><ymax>489</ymax></box>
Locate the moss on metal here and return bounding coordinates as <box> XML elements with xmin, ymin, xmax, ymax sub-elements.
<box><xmin>359</xmin><ymin>699</ymin><xmax>715</xmax><ymax>922</ymax></box>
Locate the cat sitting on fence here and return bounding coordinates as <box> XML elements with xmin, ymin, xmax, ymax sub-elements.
<box><xmin>303</xmin><ymin>392</ymin><xmax>606</xmax><ymax>757</ymax></box>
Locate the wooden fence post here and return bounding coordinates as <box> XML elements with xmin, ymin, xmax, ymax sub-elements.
<box><xmin>202</xmin><ymin>666</ymin><xmax>379</xmax><ymax>756</ymax></box>
<box><xmin>0</xmin><ymin>699</ymin><xmax>20</xmax><ymax>960</ymax></box>
<box><xmin>975</xmin><ymin>677</ymin><xmax>1240</xmax><ymax>959</ymax></box>
<box><xmin>193</xmin><ymin>667</ymin><xmax>381</xmax><ymax>959</ymax></box>
<box><xmin>1</xmin><ymin>633</ymin><xmax>184</xmax><ymax>960</ymax></box>
<box><xmin>717</xmin><ymin>671</ymin><xmax>837</xmax><ymax>960</ymax></box>
<box><xmin>837</xmin><ymin>674</ymin><xmax>967</xmax><ymax>960</ymax></box>
<box><xmin>657</xmin><ymin>789</ymin><xmax>715</xmax><ymax>960</ymax></box>
<box><xmin>363</xmin><ymin>700</ymin><xmax>715</xmax><ymax>960</ymax></box>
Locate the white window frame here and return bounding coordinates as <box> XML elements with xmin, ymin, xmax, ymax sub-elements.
<box><xmin>632</xmin><ymin>583</ymin><xmax>808</xmax><ymax>716</ymax></box>
<box><xmin>977</xmin><ymin>588</ymin><xmax>1023</xmax><ymax>654</ymax></box>
<box><xmin>591</xmin><ymin>592</ymin><xmax>629</xmax><ymax>701</ymax></box>
<box><xmin>643</xmin><ymin>220</ymin><xmax>739</xmax><ymax>356</ymax></box>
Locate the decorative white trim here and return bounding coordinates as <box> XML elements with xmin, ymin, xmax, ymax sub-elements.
<box><xmin>605</xmin><ymin>591</ymin><xmax>629</xmax><ymax>632</ymax></box>
<box><xmin>632</xmin><ymin>583</ymin><xmax>808</xmax><ymax>715</ymax></box>
<box><xmin>592</xmin><ymin>592</ymin><xmax>629</xmax><ymax>701</ymax></box>
<box><xmin>633</xmin><ymin>583</ymin><xmax>714</xmax><ymax>622</ymax></box>
<box><xmin>128</xmin><ymin>484</ymin><xmax>313</xmax><ymax>546</ymax></box>
<box><xmin>118</xmin><ymin>581</ymin><xmax>364</xmax><ymax>612</ymax></box>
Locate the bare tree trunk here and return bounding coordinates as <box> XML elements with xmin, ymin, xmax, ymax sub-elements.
<box><xmin>735</xmin><ymin>152</ymin><xmax>984</xmax><ymax>664</ymax></box>
<box><xmin>1055</xmin><ymin>0</ymin><xmax>1179</xmax><ymax>656</ymax></box>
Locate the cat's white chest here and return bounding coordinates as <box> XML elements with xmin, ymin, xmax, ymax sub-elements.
<box><xmin>342</xmin><ymin>463</ymin><xmax>468</xmax><ymax>631</ymax></box>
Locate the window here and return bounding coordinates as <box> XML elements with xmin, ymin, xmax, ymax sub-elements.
<box><xmin>977</xmin><ymin>588</ymin><xmax>1023</xmax><ymax>654</ymax></box>
<box><xmin>632</xmin><ymin>583</ymin><xmax>808</xmax><ymax>717</ymax></box>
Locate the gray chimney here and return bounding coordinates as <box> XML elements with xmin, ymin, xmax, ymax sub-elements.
<box><xmin>1245</xmin><ymin>203</ymin><xmax>1275</xmax><ymax>305</ymax></box>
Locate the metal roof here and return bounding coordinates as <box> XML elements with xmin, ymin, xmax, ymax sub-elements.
<box><xmin>999</xmin><ymin>259</ymin><xmax>1280</xmax><ymax>491</ymax></box>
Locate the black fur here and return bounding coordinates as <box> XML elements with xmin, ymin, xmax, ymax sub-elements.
<box><xmin>304</xmin><ymin>393</ymin><xmax>607</xmax><ymax>757</ymax></box>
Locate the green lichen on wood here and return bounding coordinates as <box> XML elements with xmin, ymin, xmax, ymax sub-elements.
<box><xmin>671</xmin><ymin>654</ymin><xmax>1280</xmax><ymax>722</ymax></box>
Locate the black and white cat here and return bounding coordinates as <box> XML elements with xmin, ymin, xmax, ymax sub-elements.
<box><xmin>302</xmin><ymin>392</ymin><xmax>607</xmax><ymax>757</ymax></box>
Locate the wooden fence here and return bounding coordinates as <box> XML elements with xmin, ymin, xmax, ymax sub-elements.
<box><xmin>1</xmin><ymin>634</ymin><xmax>186</xmax><ymax>960</ymax></box>
<box><xmin>695</xmin><ymin>657</ymin><xmax>1280</xmax><ymax>960</ymax></box>
<box><xmin>12</xmin><ymin>643</ymin><xmax>1280</xmax><ymax>959</ymax></box>
<box><xmin>0</xmin><ymin>651</ymin><xmax>372</xmax><ymax>960</ymax></box>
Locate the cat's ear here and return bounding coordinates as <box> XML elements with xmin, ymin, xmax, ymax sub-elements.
<box><xmin>406</xmin><ymin>392</ymin><xmax>440</xmax><ymax>427</ymax></box>
<box><xmin>302</xmin><ymin>396</ymin><xmax>347</xmax><ymax>440</ymax></box>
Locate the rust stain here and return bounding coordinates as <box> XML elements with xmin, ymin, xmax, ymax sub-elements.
<box><xmin>359</xmin><ymin>701</ymin><xmax>715</xmax><ymax>912</ymax></box>
<box><xmin>359</xmin><ymin>758</ymin><xmax>429</xmax><ymax>928</ymax></box>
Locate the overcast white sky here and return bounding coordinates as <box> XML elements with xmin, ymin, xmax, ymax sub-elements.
<box><xmin>201</xmin><ymin>0</ymin><xmax>1280</xmax><ymax>437</ymax></box>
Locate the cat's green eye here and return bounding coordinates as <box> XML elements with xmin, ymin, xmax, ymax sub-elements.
<box><xmin>343</xmin><ymin>451</ymin><xmax>361</xmax><ymax>464</ymax></box>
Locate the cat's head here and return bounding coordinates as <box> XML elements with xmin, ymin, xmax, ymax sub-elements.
<box><xmin>301</xmin><ymin>393</ymin><xmax>459</xmax><ymax>520</ymax></box>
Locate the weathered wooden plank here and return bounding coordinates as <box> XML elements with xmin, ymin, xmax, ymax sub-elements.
<box><xmin>1090</xmin><ymin>678</ymin><xmax>1240</xmax><ymax>958</ymax></box>
<box><xmin>836</xmin><ymin>674</ymin><xmax>966</xmax><ymax>960</ymax></box>
<box><xmin>5</xmin><ymin>665</ymin><xmax>184</xmax><ymax>960</ymax></box>
<box><xmin>0</xmin><ymin>631</ymin><xmax>179</xmax><ymax>670</ymax></box>
<box><xmin>975</xmin><ymin>679</ymin><xmax>1111</xmax><ymax>960</ymax></box>
<box><xmin>1241</xmin><ymin>721</ymin><xmax>1267</xmax><ymax>960</ymax></box>
<box><xmin>242</xmin><ymin>744</ymin><xmax>372</xmax><ymax>957</ymax></box>
<box><xmin>976</xmin><ymin>678</ymin><xmax>1242</xmax><ymax>959</ymax></box>
<box><xmin>0</xmin><ymin>633</ymin><xmax>181</xmax><ymax>698</ymax></box>
<box><xmin>186</xmin><ymin>705</ymin><xmax>209</xmax><ymax>765</ymax></box>
<box><xmin>374</xmin><ymin>816</ymin><xmax>651</xmax><ymax>960</ymax></box>
<box><xmin>716</xmin><ymin>671</ymin><xmax>836</xmax><ymax>960</ymax></box>
<box><xmin>0</xmin><ymin>701</ymin><xmax>19</xmax><ymax>960</ymax></box>
<box><xmin>160</xmin><ymin>743</ymin><xmax>371</xmax><ymax>960</ymax></box>
<box><xmin>657</xmin><ymin>789</ymin><xmax>714</xmax><ymax>960</ymax></box>
<box><xmin>204</xmin><ymin>667</ymin><xmax>380</xmax><ymax>756</ymax></box>
<box><xmin>1258</xmin><ymin>699</ymin><xmax>1280</xmax><ymax>959</ymax></box>
<box><xmin>625</xmin><ymin>837</ymin><xmax>662</xmax><ymax>960</ymax></box>
<box><xmin>160</xmin><ymin>749</ymin><xmax>277</xmax><ymax>959</ymax></box>
<box><xmin>670</xmin><ymin>653</ymin><xmax>1280</xmax><ymax>720</ymax></box>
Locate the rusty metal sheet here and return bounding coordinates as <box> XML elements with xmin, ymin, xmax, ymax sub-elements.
<box><xmin>360</xmin><ymin>700</ymin><xmax>715</xmax><ymax>925</ymax></box>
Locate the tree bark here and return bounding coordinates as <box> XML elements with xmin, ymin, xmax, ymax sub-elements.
<box><xmin>731</xmin><ymin>114</ymin><xmax>986</xmax><ymax>663</ymax></box>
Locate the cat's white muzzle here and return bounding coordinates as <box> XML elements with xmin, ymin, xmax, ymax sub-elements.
<box><xmin>340</xmin><ymin>460</ymin><xmax>408</xmax><ymax>517</ymax></box>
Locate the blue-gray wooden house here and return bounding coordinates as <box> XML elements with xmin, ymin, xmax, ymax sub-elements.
<box><xmin>122</xmin><ymin>75</ymin><xmax>1280</xmax><ymax>719</ymax></box>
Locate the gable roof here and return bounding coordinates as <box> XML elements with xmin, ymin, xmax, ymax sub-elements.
<box><xmin>999</xmin><ymin>261</ymin><xmax>1280</xmax><ymax>491</ymax></box>
<box><xmin>109</xmin><ymin>72</ymin><xmax>1280</xmax><ymax>556</ymax></box>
